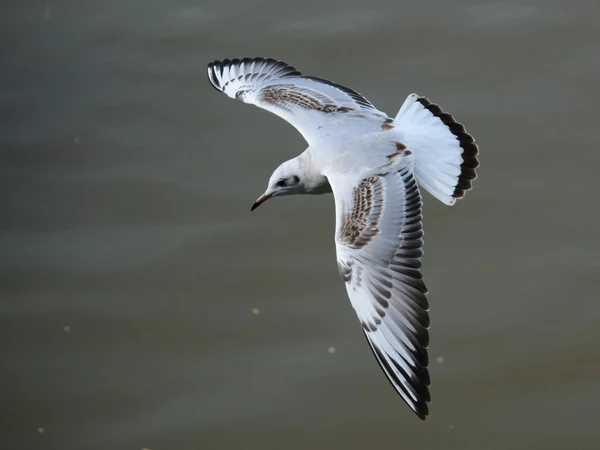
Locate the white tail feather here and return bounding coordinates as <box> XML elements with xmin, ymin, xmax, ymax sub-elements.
<box><xmin>394</xmin><ymin>94</ymin><xmax>479</xmax><ymax>205</ymax></box>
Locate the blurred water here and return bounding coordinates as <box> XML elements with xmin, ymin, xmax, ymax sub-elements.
<box><xmin>2</xmin><ymin>1</ymin><xmax>600</xmax><ymax>449</ymax></box>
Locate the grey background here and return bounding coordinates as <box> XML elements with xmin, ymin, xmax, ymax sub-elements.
<box><xmin>2</xmin><ymin>1</ymin><xmax>599</xmax><ymax>449</ymax></box>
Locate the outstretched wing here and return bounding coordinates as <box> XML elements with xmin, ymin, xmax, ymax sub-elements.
<box><xmin>207</xmin><ymin>57</ymin><xmax>386</xmax><ymax>145</ymax></box>
<box><xmin>327</xmin><ymin>156</ymin><xmax>431</xmax><ymax>420</ymax></box>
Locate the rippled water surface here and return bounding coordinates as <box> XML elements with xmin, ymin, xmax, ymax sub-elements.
<box><xmin>3</xmin><ymin>1</ymin><xmax>600</xmax><ymax>449</ymax></box>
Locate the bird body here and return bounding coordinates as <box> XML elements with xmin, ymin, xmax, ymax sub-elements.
<box><xmin>207</xmin><ymin>57</ymin><xmax>479</xmax><ymax>420</ymax></box>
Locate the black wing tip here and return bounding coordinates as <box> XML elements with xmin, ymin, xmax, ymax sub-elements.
<box><xmin>207</xmin><ymin>57</ymin><xmax>302</xmax><ymax>92</ymax></box>
<box><xmin>415</xmin><ymin>96</ymin><xmax>479</xmax><ymax>200</ymax></box>
<box><xmin>208</xmin><ymin>58</ymin><xmax>258</xmax><ymax>91</ymax></box>
<box><xmin>207</xmin><ymin>61</ymin><xmax>222</xmax><ymax>92</ymax></box>
<box><xmin>415</xmin><ymin>404</ymin><xmax>430</xmax><ymax>421</ymax></box>
<box><xmin>364</xmin><ymin>331</ymin><xmax>432</xmax><ymax>421</ymax></box>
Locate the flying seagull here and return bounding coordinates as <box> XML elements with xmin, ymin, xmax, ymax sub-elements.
<box><xmin>207</xmin><ymin>57</ymin><xmax>479</xmax><ymax>420</ymax></box>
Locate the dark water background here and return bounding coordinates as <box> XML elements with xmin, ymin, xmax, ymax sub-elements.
<box><xmin>2</xmin><ymin>1</ymin><xmax>600</xmax><ymax>449</ymax></box>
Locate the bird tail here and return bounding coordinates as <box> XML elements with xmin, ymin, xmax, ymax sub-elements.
<box><xmin>393</xmin><ymin>94</ymin><xmax>479</xmax><ymax>205</ymax></box>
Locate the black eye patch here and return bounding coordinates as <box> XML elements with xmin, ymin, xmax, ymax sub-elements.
<box><xmin>276</xmin><ymin>178</ymin><xmax>286</xmax><ymax>187</ymax></box>
<box><xmin>292</xmin><ymin>175</ymin><xmax>300</xmax><ymax>183</ymax></box>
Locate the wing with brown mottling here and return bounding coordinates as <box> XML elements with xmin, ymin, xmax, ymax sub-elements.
<box><xmin>208</xmin><ymin>57</ymin><xmax>386</xmax><ymax>145</ymax></box>
<box><xmin>327</xmin><ymin>156</ymin><xmax>431</xmax><ymax>420</ymax></box>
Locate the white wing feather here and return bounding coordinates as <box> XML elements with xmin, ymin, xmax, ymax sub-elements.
<box><xmin>327</xmin><ymin>156</ymin><xmax>431</xmax><ymax>419</ymax></box>
<box><xmin>208</xmin><ymin>58</ymin><xmax>386</xmax><ymax>145</ymax></box>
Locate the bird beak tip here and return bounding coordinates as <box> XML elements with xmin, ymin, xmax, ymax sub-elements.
<box><xmin>251</xmin><ymin>194</ymin><xmax>270</xmax><ymax>211</ymax></box>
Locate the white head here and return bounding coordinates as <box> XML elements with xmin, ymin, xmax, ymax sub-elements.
<box><xmin>251</xmin><ymin>155</ymin><xmax>326</xmax><ymax>210</ymax></box>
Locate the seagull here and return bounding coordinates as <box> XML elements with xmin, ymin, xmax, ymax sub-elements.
<box><xmin>207</xmin><ymin>57</ymin><xmax>479</xmax><ymax>420</ymax></box>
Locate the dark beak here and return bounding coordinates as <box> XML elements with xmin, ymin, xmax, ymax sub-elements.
<box><xmin>251</xmin><ymin>193</ymin><xmax>271</xmax><ymax>211</ymax></box>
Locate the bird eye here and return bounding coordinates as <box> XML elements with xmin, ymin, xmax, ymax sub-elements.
<box><xmin>276</xmin><ymin>178</ymin><xmax>286</xmax><ymax>187</ymax></box>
